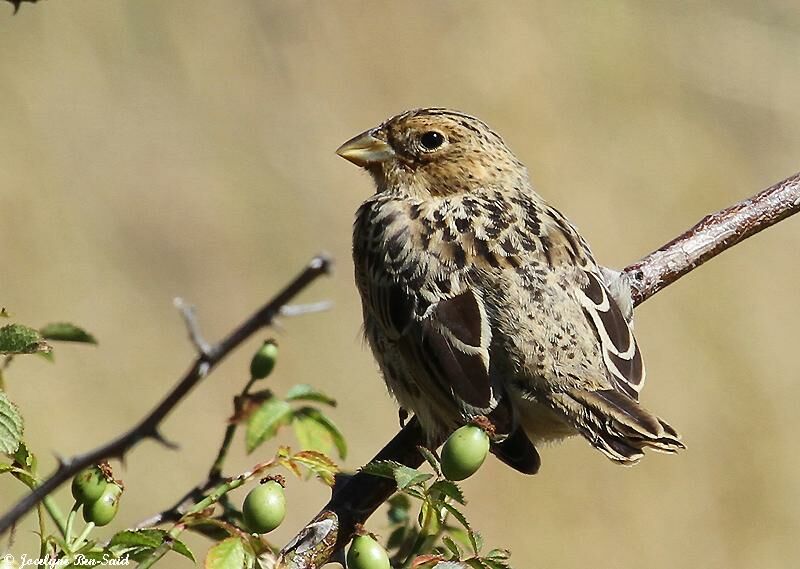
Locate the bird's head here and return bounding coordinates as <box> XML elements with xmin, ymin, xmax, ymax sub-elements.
<box><xmin>336</xmin><ymin>108</ymin><xmax>527</xmax><ymax>198</ymax></box>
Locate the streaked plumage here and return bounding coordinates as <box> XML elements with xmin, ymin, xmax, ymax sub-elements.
<box><xmin>338</xmin><ymin>108</ymin><xmax>683</xmax><ymax>473</ymax></box>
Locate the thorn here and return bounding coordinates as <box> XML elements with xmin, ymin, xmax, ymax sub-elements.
<box><xmin>151</xmin><ymin>430</ymin><xmax>180</xmax><ymax>451</ymax></box>
<box><xmin>53</xmin><ymin>454</ymin><xmax>67</xmax><ymax>470</ymax></box>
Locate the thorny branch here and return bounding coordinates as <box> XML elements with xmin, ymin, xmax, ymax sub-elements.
<box><xmin>0</xmin><ymin>254</ymin><xmax>333</xmax><ymax>536</ymax></box>
<box><xmin>276</xmin><ymin>171</ymin><xmax>800</xmax><ymax>569</ymax></box>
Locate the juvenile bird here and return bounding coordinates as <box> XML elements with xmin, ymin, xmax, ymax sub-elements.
<box><xmin>337</xmin><ymin>108</ymin><xmax>683</xmax><ymax>474</ymax></box>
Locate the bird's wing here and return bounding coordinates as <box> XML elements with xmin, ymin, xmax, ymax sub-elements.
<box><xmin>576</xmin><ymin>269</ymin><xmax>645</xmax><ymax>401</ymax></box>
<box><xmin>417</xmin><ymin>287</ymin><xmax>499</xmax><ymax>416</ymax></box>
<box><xmin>537</xmin><ymin>206</ymin><xmax>646</xmax><ymax>401</ymax></box>
<box><xmin>353</xmin><ymin>203</ymin><xmax>501</xmax><ymax>421</ymax></box>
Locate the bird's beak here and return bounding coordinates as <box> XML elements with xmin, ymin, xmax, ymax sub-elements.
<box><xmin>336</xmin><ymin>129</ymin><xmax>395</xmax><ymax>167</ymax></box>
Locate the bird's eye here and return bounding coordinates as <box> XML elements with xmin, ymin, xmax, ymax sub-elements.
<box><xmin>419</xmin><ymin>131</ymin><xmax>446</xmax><ymax>151</ymax></box>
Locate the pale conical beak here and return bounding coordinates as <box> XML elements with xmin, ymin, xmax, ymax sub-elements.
<box><xmin>336</xmin><ymin>129</ymin><xmax>395</xmax><ymax>167</ymax></box>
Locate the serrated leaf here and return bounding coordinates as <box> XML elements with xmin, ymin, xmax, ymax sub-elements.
<box><xmin>484</xmin><ymin>549</ymin><xmax>510</xmax><ymax>561</ymax></box>
<box><xmin>0</xmin><ymin>391</ymin><xmax>23</xmax><ymax>455</ymax></box>
<box><xmin>0</xmin><ymin>324</ymin><xmax>51</xmax><ymax>355</ymax></box>
<box><xmin>108</xmin><ymin>529</ymin><xmax>195</xmax><ymax>562</ymax></box>
<box><xmin>40</xmin><ymin>322</ymin><xmax>97</xmax><ymax>345</ymax></box>
<box><xmin>441</xmin><ymin>535</ymin><xmax>462</xmax><ymax>558</ymax></box>
<box><xmin>168</xmin><ymin>538</ymin><xmax>195</xmax><ymax>562</ymax></box>
<box><xmin>245</xmin><ymin>398</ymin><xmax>293</xmax><ymax>453</ymax></box>
<box><xmin>418</xmin><ymin>496</ymin><xmax>443</xmax><ymax>534</ymax></box>
<box><xmin>430</xmin><ymin>480</ymin><xmax>465</xmax><ymax>505</ymax></box>
<box><xmin>393</xmin><ymin>465</ymin><xmax>433</xmax><ymax>491</ymax></box>
<box><xmin>292</xmin><ymin>407</ymin><xmax>347</xmax><ymax>459</ymax></box>
<box><xmin>478</xmin><ymin>558</ymin><xmax>512</xmax><ymax>569</ymax></box>
<box><xmin>360</xmin><ymin>460</ymin><xmax>403</xmax><ymax>479</ymax></box>
<box><xmin>205</xmin><ymin>536</ymin><xmax>252</xmax><ymax>569</ymax></box>
<box><xmin>465</xmin><ymin>560</ymin><xmax>491</xmax><ymax>569</ymax></box>
<box><xmin>417</xmin><ymin>446</ymin><xmax>441</xmax><ymax>476</ymax></box>
<box><xmin>285</xmin><ymin>384</ymin><xmax>337</xmax><ymax>406</ymax></box>
<box><xmin>362</xmin><ymin>460</ymin><xmax>432</xmax><ymax>490</ymax></box>
<box><xmin>410</xmin><ymin>554</ymin><xmax>447</xmax><ymax>568</ymax></box>
<box><xmin>291</xmin><ymin>450</ymin><xmax>339</xmax><ymax>486</ymax></box>
<box><xmin>440</xmin><ymin>503</ymin><xmax>478</xmax><ymax>555</ymax></box>
<box><xmin>13</xmin><ymin>442</ymin><xmax>34</xmax><ymax>470</ymax></box>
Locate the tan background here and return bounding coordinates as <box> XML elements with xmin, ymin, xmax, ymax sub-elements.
<box><xmin>2</xmin><ymin>1</ymin><xmax>800</xmax><ymax>567</ymax></box>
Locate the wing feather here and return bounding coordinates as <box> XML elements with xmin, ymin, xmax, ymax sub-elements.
<box><xmin>577</xmin><ymin>270</ymin><xmax>645</xmax><ymax>400</ymax></box>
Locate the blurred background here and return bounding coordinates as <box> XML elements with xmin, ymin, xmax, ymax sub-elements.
<box><xmin>1</xmin><ymin>1</ymin><xmax>799</xmax><ymax>567</ymax></box>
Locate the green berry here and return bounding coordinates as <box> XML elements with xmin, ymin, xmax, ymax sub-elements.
<box><xmin>440</xmin><ymin>424</ymin><xmax>490</xmax><ymax>481</ymax></box>
<box><xmin>250</xmin><ymin>340</ymin><xmax>278</xmax><ymax>380</ymax></box>
<box><xmin>82</xmin><ymin>482</ymin><xmax>122</xmax><ymax>526</ymax></box>
<box><xmin>347</xmin><ymin>535</ymin><xmax>390</xmax><ymax>569</ymax></box>
<box><xmin>71</xmin><ymin>466</ymin><xmax>108</xmax><ymax>505</ymax></box>
<box><xmin>243</xmin><ymin>480</ymin><xmax>286</xmax><ymax>534</ymax></box>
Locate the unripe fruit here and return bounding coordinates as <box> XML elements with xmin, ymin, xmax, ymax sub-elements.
<box><xmin>243</xmin><ymin>480</ymin><xmax>286</xmax><ymax>534</ymax></box>
<box><xmin>71</xmin><ymin>466</ymin><xmax>108</xmax><ymax>505</ymax></box>
<box><xmin>440</xmin><ymin>425</ymin><xmax>490</xmax><ymax>481</ymax></box>
<box><xmin>346</xmin><ymin>535</ymin><xmax>390</xmax><ymax>569</ymax></box>
<box><xmin>250</xmin><ymin>340</ymin><xmax>278</xmax><ymax>380</ymax></box>
<box><xmin>83</xmin><ymin>482</ymin><xmax>122</xmax><ymax>526</ymax></box>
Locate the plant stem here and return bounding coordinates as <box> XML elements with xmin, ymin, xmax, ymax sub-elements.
<box><xmin>208</xmin><ymin>375</ymin><xmax>260</xmax><ymax>482</ymax></box>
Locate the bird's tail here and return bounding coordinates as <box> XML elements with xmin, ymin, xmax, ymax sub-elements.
<box><xmin>490</xmin><ymin>427</ymin><xmax>541</xmax><ymax>474</ymax></box>
<box><xmin>550</xmin><ymin>388</ymin><xmax>685</xmax><ymax>465</ymax></box>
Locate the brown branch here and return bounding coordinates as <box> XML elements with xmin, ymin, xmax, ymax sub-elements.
<box><xmin>0</xmin><ymin>254</ymin><xmax>333</xmax><ymax>536</ymax></box>
<box><xmin>277</xmin><ymin>171</ymin><xmax>800</xmax><ymax>569</ymax></box>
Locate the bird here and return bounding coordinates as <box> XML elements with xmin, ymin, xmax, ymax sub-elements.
<box><xmin>337</xmin><ymin>108</ymin><xmax>683</xmax><ymax>474</ymax></box>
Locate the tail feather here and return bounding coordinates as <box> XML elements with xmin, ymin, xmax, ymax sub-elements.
<box><xmin>551</xmin><ymin>389</ymin><xmax>684</xmax><ymax>465</ymax></box>
<box><xmin>490</xmin><ymin>427</ymin><xmax>541</xmax><ymax>475</ymax></box>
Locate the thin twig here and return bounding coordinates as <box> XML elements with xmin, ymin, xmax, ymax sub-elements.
<box><xmin>0</xmin><ymin>254</ymin><xmax>332</xmax><ymax>536</ymax></box>
<box><xmin>277</xmin><ymin>171</ymin><xmax>800</xmax><ymax>569</ymax></box>
<box><xmin>280</xmin><ymin>301</ymin><xmax>334</xmax><ymax>317</ymax></box>
<box><xmin>173</xmin><ymin>298</ymin><xmax>211</xmax><ymax>356</ymax></box>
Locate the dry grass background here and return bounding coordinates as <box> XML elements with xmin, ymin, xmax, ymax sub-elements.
<box><xmin>1</xmin><ymin>1</ymin><xmax>800</xmax><ymax>567</ymax></box>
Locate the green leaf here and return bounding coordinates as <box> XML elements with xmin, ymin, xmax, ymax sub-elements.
<box><xmin>245</xmin><ymin>398</ymin><xmax>293</xmax><ymax>453</ymax></box>
<box><xmin>108</xmin><ymin>529</ymin><xmax>194</xmax><ymax>562</ymax></box>
<box><xmin>285</xmin><ymin>384</ymin><xmax>337</xmax><ymax>406</ymax></box>
<box><xmin>13</xmin><ymin>442</ymin><xmax>35</xmax><ymax>470</ymax></box>
<box><xmin>440</xmin><ymin>502</ymin><xmax>478</xmax><ymax>555</ymax></box>
<box><xmin>417</xmin><ymin>446</ymin><xmax>441</xmax><ymax>476</ymax></box>
<box><xmin>290</xmin><ymin>450</ymin><xmax>339</xmax><ymax>486</ymax></box>
<box><xmin>393</xmin><ymin>465</ymin><xmax>433</xmax><ymax>491</ymax></box>
<box><xmin>479</xmin><ymin>549</ymin><xmax>512</xmax><ymax>569</ymax></box>
<box><xmin>360</xmin><ymin>460</ymin><xmax>403</xmax><ymax>479</ymax></box>
<box><xmin>359</xmin><ymin>460</ymin><xmax>433</xmax><ymax>490</ymax></box>
<box><xmin>430</xmin><ymin>480</ymin><xmax>466</xmax><ymax>505</ymax></box>
<box><xmin>0</xmin><ymin>324</ymin><xmax>51</xmax><ymax>355</ymax></box>
<box><xmin>441</xmin><ymin>535</ymin><xmax>462</xmax><ymax>558</ymax></box>
<box><xmin>39</xmin><ymin>322</ymin><xmax>97</xmax><ymax>345</ymax></box>
<box><xmin>0</xmin><ymin>391</ymin><xmax>23</xmax><ymax>455</ymax></box>
<box><xmin>205</xmin><ymin>536</ymin><xmax>253</xmax><ymax>569</ymax></box>
<box><xmin>418</xmin><ymin>496</ymin><xmax>443</xmax><ymax>535</ymax></box>
<box><xmin>292</xmin><ymin>407</ymin><xmax>347</xmax><ymax>459</ymax></box>
<box><xmin>478</xmin><ymin>558</ymin><xmax>512</xmax><ymax>569</ymax></box>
